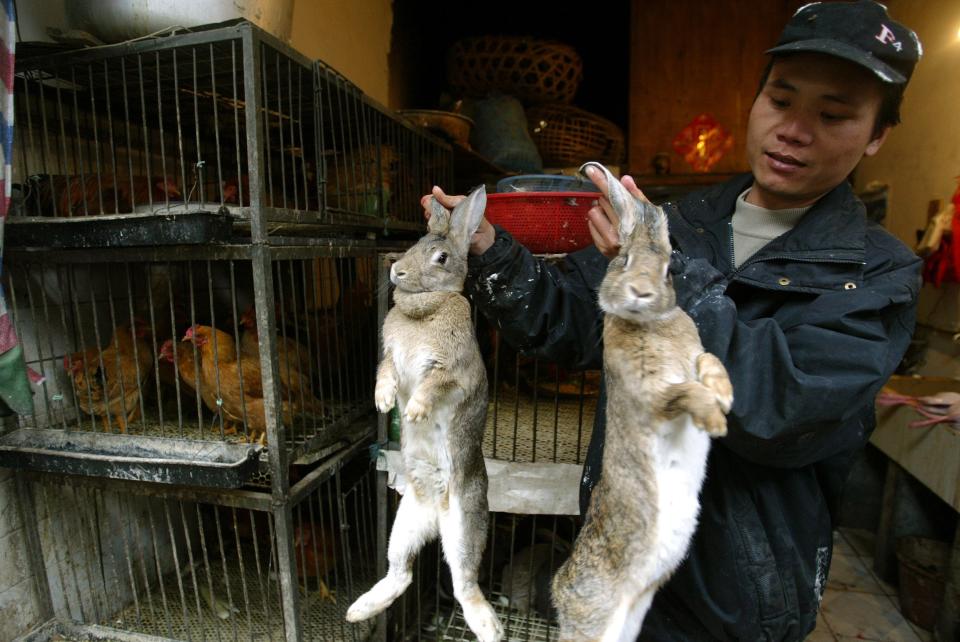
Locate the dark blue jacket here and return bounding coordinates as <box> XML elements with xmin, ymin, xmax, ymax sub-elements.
<box><xmin>465</xmin><ymin>174</ymin><xmax>921</xmax><ymax>641</ymax></box>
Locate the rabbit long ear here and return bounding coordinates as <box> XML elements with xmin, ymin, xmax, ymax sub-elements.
<box><xmin>642</xmin><ymin>201</ymin><xmax>672</xmax><ymax>255</ymax></box>
<box><xmin>448</xmin><ymin>186</ymin><xmax>486</xmax><ymax>254</ymax></box>
<box><xmin>427</xmin><ymin>197</ymin><xmax>451</xmax><ymax>235</ymax></box>
<box><xmin>579</xmin><ymin>161</ymin><xmax>637</xmax><ymax>245</ymax></box>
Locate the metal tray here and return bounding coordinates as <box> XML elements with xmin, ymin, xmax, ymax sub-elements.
<box><xmin>0</xmin><ymin>428</ymin><xmax>261</xmax><ymax>488</ymax></box>
<box><xmin>4</xmin><ymin>209</ymin><xmax>234</xmax><ymax>248</ymax></box>
<box><xmin>17</xmin><ymin>618</ymin><xmax>176</xmax><ymax>642</ymax></box>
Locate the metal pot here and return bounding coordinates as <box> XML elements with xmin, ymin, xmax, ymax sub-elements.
<box><xmin>65</xmin><ymin>0</ymin><xmax>295</xmax><ymax>43</ymax></box>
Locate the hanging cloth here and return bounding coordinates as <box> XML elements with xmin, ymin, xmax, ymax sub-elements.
<box><xmin>0</xmin><ymin>0</ymin><xmax>36</xmax><ymax>416</ymax></box>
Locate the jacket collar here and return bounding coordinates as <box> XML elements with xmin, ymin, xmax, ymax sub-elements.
<box><xmin>679</xmin><ymin>173</ymin><xmax>867</xmax><ymax>265</ymax></box>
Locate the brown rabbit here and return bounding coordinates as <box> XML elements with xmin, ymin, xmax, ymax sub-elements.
<box><xmin>345</xmin><ymin>187</ymin><xmax>503</xmax><ymax>642</ymax></box>
<box><xmin>551</xmin><ymin>162</ymin><xmax>733</xmax><ymax>642</ymax></box>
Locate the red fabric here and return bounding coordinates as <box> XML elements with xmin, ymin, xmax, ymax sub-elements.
<box><xmin>922</xmin><ymin>179</ymin><xmax>960</xmax><ymax>287</ymax></box>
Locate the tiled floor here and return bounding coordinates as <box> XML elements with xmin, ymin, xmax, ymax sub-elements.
<box><xmin>808</xmin><ymin>528</ymin><xmax>933</xmax><ymax>641</ymax></box>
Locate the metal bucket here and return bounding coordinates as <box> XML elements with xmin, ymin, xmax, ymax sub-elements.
<box><xmin>66</xmin><ymin>0</ymin><xmax>295</xmax><ymax>43</ymax></box>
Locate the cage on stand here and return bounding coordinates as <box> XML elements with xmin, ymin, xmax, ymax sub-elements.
<box><xmin>4</xmin><ymin>19</ymin><xmax>452</xmax><ymax>642</ymax></box>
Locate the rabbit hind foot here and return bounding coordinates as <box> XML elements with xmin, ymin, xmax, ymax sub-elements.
<box><xmin>456</xmin><ymin>588</ymin><xmax>503</xmax><ymax>642</ymax></box>
<box><xmin>345</xmin><ymin>573</ymin><xmax>410</xmax><ymax>622</ymax></box>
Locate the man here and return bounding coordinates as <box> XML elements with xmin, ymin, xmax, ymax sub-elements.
<box><xmin>423</xmin><ymin>1</ymin><xmax>922</xmax><ymax>638</ymax></box>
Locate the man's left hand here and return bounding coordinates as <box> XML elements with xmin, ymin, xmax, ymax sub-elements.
<box><xmin>583</xmin><ymin>167</ymin><xmax>650</xmax><ymax>259</ymax></box>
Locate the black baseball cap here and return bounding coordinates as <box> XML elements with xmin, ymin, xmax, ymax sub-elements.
<box><xmin>767</xmin><ymin>1</ymin><xmax>922</xmax><ymax>84</ymax></box>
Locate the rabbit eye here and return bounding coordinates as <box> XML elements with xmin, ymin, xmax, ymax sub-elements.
<box><xmin>436</xmin><ymin>251</ymin><xmax>448</xmax><ymax>265</ymax></box>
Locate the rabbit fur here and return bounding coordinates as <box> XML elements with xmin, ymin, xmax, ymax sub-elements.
<box><xmin>551</xmin><ymin>162</ymin><xmax>733</xmax><ymax>642</ymax></box>
<box><xmin>345</xmin><ymin>187</ymin><xmax>503</xmax><ymax>642</ymax></box>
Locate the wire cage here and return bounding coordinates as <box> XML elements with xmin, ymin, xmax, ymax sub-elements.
<box><xmin>315</xmin><ymin>63</ymin><xmax>452</xmax><ymax>232</ymax></box>
<box><xmin>2</xmin><ymin>243</ymin><xmax>379</xmax><ymax>486</ymax></box>
<box><xmin>482</xmin><ymin>332</ymin><xmax>598</xmax><ymax>466</ymax></box>
<box><xmin>10</xmin><ymin>21</ymin><xmax>451</xmax><ymax>242</ymax></box>
<box><xmin>385</xmin><ymin>507</ymin><xmax>578</xmax><ymax>642</ymax></box>
<box><xmin>15</xmin><ymin>444</ymin><xmax>379</xmax><ymax>642</ymax></box>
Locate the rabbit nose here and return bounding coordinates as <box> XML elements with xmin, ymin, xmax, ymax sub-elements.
<box><xmin>628</xmin><ymin>284</ymin><xmax>653</xmax><ymax>300</ymax></box>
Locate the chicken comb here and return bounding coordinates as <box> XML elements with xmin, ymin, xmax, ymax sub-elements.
<box><xmin>240</xmin><ymin>306</ymin><xmax>256</xmax><ymax>327</ymax></box>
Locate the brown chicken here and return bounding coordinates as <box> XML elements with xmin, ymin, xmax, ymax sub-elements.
<box><xmin>64</xmin><ymin>321</ymin><xmax>154</xmax><ymax>432</ymax></box>
<box><xmin>293</xmin><ymin>522</ymin><xmax>338</xmax><ymax>603</ymax></box>
<box><xmin>222</xmin><ymin>172</ymin><xmax>315</xmax><ymax>209</ymax></box>
<box><xmin>50</xmin><ymin>174</ymin><xmax>181</xmax><ymax>216</ymax></box>
<box><xmin>238</xmin><ymin>307</ymin><xmax>324</xmax><ymax>414</ymax></box>
<box><xmin>158</xmin><ymin>338</ymin><xmax>199</xmax><ymax>393</ymax></box>
<box><xmin>222</xmin><ymin>175</ymin><xmax>250</xmax><ymax>206</ymax></box>
<box><xmin>183</xmin><ymin>324</ymin><xmax>295</xmax><ymax>444</ymax></box>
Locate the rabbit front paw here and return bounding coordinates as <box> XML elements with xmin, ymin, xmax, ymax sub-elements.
<box><xmin>702</xmin><ymin>374</ymin><xmax>733</xmax><ymax>414</ymax></box>
<box><xmin>403</xmin><ymin>393</ymin><xmax>432</xmax><ymax>423</ymax></box>
<box><xmin>698</xmin><ymin>408</ymin><xmax>728</xmax><ymax>437</ymax></box>
<box><xmin>696</xmin><ymin>353</ymin><xmax>734</xmax><ymax>413</ymax></box>
<box><xmin>375</xmin><ymin>378</ymin><xmax>397</xmax><ymax>413</ymax></box>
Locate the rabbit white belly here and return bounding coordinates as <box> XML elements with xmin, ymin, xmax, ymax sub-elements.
<box><xmin>397</xmin><ymin>391</ymin><xmax>458</xmax><ymax>498</ymax></box>
<box><xmin>595</xmin><ymin>418</ymin><xmax>711</xmax><ymax>642</ymax></box>
<box><xmin>650</xmin><ymin>415</ymin><xmax>711</xmax><ymax>583</ymax></box>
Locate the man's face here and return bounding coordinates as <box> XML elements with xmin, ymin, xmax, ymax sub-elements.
<box><xmin>745</xmin><ymin>53</ymin><xmax>889</xmax><ymax>210</ymax></box>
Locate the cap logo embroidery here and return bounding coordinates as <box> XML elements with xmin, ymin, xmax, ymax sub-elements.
<box><xmin>875</xmin><ymin>24</ymin><xmax>902</xmax><ymax>51</ymax></box>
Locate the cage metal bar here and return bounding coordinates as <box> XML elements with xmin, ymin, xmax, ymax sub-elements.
<box><xmin>231</xmin><ymin>40</ymin><xmax>244</xmax><ymax>209</ymax></box>
<box><xmin>124</xmin><ymin>262</ymin><xmax>151</xmax><ymax>433</ymax></box>
<box><xmin>102</xmin><ymin>59</ymin><xmax>122</xmax><ymax>214</ymax></box>
<box><xmin>192</xmin><ymin>500</ymin><xmax>220</xmax><ymax>640</ymax></box>
<box><xmin>119</xmin><ymin>56</ymin><xmax>137</xmax><ymax>213</ymax></box>
<box><xmin>85</xmin><ymin>64</ymin><xmax>107</xmax><ymax>216</ymax></box>
<box><xmin>136</xmin><ymin>53</ymin><xmax>155</xmax><ymax>210</ymax></box>
<box><xmin>295</xmin><ymin>58</ymin><xmax>309</xmax><ymax>212</ymax></box>
<box><xmin>260</xmin><ymin>44</ymin><xmax>276</xmax><ymax>214</ymax></box>
<box><xmin>54</xmin><ymin>266</ymin><xmax>80</xmax><ymax>428</ymax></box>
<box><xmin>312</xmin><ymin>64</ymin><xmax>326</xmax><ymax>223</ymax></box>
<box><xmin>69</xmin><ymin>66</ymin><xmax>93</xmax><ymax>217</ymax></box>
<box><xmin>206</xmin><ymin>44</ymin><xmax>224</xmax><ymax>205</ymax></box>
<box><xmin>116</xmin><ymin>490</ymin><xmax>145</xmax><ymax>629</ymax></box>
<box><xmin>7</xmin><ymin>265</ymin><xmax>44</xmax><ymax>425</ymax></box>
<box><xmin>242</xmin><ymin>26</ymin><xmax>267</xmax><ymax>242</ymax></box>
<box><xmin>330</xmin><ymin>67</ymin><xmax>351</xmax><ymax>215</ymax></box>
<box><xmin>274</xmin><ymin>49</ymin><xmax>288</xmax><ymax>210</ymax></box>
<box><xmin>170</xmin><ymin>47</ymin><xmax>189</xmax><ymax>212</ymax></box>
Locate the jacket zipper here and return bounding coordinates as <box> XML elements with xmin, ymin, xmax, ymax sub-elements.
<box><xmin>728</xmin><ymin>220</ymin><xmax>735</xmax><ymax>270</ymax></box>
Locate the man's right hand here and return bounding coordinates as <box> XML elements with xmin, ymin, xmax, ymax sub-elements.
<box><xmin>420</xmin><ymin>186</ymin><xmax>496</xmax><ymax>256</ymax></box>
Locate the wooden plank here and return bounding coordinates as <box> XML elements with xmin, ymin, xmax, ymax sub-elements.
<box><xmin>376</xmin><ymin>450</ymin><xmax>581</xmax><ymax>516</ymax></box>
<box><xmin>628</xmin><ymin>0</ymin><xmax>803</xmax><ymax>176</ymax></box>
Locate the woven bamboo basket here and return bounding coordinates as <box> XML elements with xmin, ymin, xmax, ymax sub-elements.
<box><xmin>446</xmin><ymin>36</ymin><xmax>583</xmax><ymax>105</ymax></box>
<box><xmin>527</xmin><ymin>104</ymin><xmax>625</xmax><ymax>168</ymax></box>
